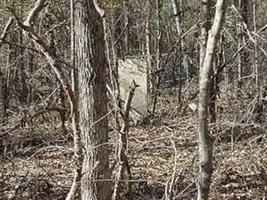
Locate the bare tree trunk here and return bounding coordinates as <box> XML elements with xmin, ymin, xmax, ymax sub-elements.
<box><xmin>103</xmin><ymin>18</ymin><xmax>121</xmax><ymax>131</ymax></box>
<box><xmin>199</xmin><ymin>0</ymin><xmax>211</xmax><ymax>71</ymax></box>
<box><xmin>123</xmin><ymin>0</ymin><xmax>129</xmax><ymax>55</ymax></box>
<box><xmin>209</xmin><ymin>69</ymin><xmax>216</xmax><ymax>123</ymax></box>
<box><xmin>171</xmin><ymin>0</ymin><xmax>190</xmax><ymax>113</ymax></box>
<box><xmin>56</xmin><ymin>84</ymin><xmax>66</xmax><ymax>132</ymax></box>
<box><xmin>171</xmin><ymin>0</ymin><xmax>189</xmax><ymax>84</ymax></box>
<box><xmin>137</xmin><ymin>19</ymin><xmax>144</xmax><ymax>55</ymax></box>
<box><xmin>27</xmin><ymin>41</ymin><xmax>35</xmax><ymax>104</ymax></box>
<box><xmin>236</xmin><ymin>0</ymin><xmax>243</xmax><ymax>88</ymax></box>
<box><xmin>197</xmin><ymin>0</ymin><xmax>227</xmax><ymax>199</ymax></box>
<box><xmin>110</xmin><ymin>11</ymin><xmax>120</xmax><ymax>91</ymax></box>
<box><xmin>216</xmin><ymin>34</ymin><xmax>225</xmax><ymax>104</ymax></box>
<box><xmin>199</xmin><ymin>0</ymin><xmax>217</xmax><ymax>123</ymax></box>
<box><xmin>16</xmin><ymin>1</ymin><xmax>28</xmax><ymax>105</ymax></box>
<box><xmin>235</xmin><ymin>0</ymin><xmax>249</xmax><ymax>88</ymax></box>
<box><xmin>171</xmin><ymin>0</ymin><xmax>181</xmax><ymax>36</ymax></box>
<box><xmin>219</xmin><ymin>35</ymin><xmax>228</xmax><ymax>85</ymax></box>
<box><xmin>110</xmin><ymin>10</ymin><xmax>122</xmax><ymax>130</ymax></box>
<box><xmin>18</xmin><ymin>29</ymin><xmax>28</xmax><ymax>105</ymax></box>
<box><xmin>73</xmin><ymin>1</ymin><xmax>111</xmax><ymax>200</ymax></box>
<box><xmin>8</xmin><ymin>32</ymin><xmax>21</xmax><ymax>105</ymax></box>
<box><xmin>252</xmin><ymin>0</ymin><xmax>258</xmax><ymax>87</ymax></box>
<box><xmin>145</xmin><ymin>0</ymin><xmax>152</xmax><ymax>98</ymax></box>
<box><xmin>152</xmin><ymin>0</ymin><xmax>161</xmax><ymax>115</ymax></box>
<box><xmin>0</xmin><ymin>71</ymin><xmax>5</xmax><ymax>124</ymax></box>
<box><xmin>65</xmin><ymin>2</ymin><xmax>83</xmax><ymax>198</ymax></box>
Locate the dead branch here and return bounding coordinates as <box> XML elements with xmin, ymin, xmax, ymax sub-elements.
<box><xmin>24</xmin><ymin>0</ymin><xmax>48</xmax><ymax>27</ymax></box>
<box><xmin>112</xmin><ymin>80</ymin><xmax>138</xmax><ymax>200</ymax></box>
<box><xmin>9</xmin><ymin>8</ymin><xmax>75</xmax><ymax>118</ymax></box>
<box><xmin>0</xmin><ymin>17</ymin><xmax>14</xmax><ymax>48</ymax></box>
<box><xmin>8</xmin><ymin>2</ymin><xmax>82</xmax><ymax>200</ymax></box>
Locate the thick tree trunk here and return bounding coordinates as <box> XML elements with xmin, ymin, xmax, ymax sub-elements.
<box><xmin>73</xmin><ymin>1</ymin><xmax>111</xmax><ymax>200</ymax></box>
<box><xmin>198</xmin><ymin>0</ymin><xmax>227</xmax><ymax>199</ymax></box>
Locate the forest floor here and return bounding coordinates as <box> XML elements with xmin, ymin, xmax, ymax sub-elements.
<box><xmin>1</xmin><ymin>86</ymin><xmax>267</xmax><ymax>200</ymax></box>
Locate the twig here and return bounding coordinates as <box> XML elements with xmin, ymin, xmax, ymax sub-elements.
<box><xmin>164</xmin><ymin>136</ymin><xmax>178</xmax><ymax>199</ymax></box>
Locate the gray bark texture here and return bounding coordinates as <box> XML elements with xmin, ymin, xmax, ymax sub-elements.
<box><xmin>0</xmin><ymin>71</ymin><xmax>4</xmax><ymax>124</ymax></box>
<box><xmin>73</xmin><ymin>0</ymin><xmax>111</xmax><ymax>200</ymax></box>
<box><xmin>199</xmin><ymin>0</ymin><xmax>216</xmax><ymax>123</ymax></box>
<box><xmin>198</xmin><ymin>0</ymin><xmax>227</xmax><ymax>199</ymax></box>
<box><xmin>199</xmin><ymin>0</ymin><xmax>211</xmax><ymax>70</ymax></box>
<box><xmin>145</xmin><ymin>0</ymin><xmax>152</xmax><ymax>96</ymax></box>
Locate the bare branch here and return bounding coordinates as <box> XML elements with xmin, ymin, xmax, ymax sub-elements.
<box><xmin>112</xmin><ymin>80</ymin><xmax>138</xmax><ymax>200</ymax></box>
<box><xmin>24</xmin><ymin>0</ymin><xmax>47</xmax><ymax>27</ymax></box>
<box><xmin>9</xmin><ymin>1</ymin><xmax>75</xmax><ymax>117</ymax></box>
<box><xmin>93</xmin><ymin>0</ymin><xmax>105</xmax><ymax>17</ymax></box>
<box><xmin>0</xmin><ymin>17</ymin><xmax>14</xmax><ymax>48</ymax></box>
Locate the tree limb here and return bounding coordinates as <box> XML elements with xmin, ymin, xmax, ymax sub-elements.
<box><xmin>0</xmin><ymin>17</ymin><xmax>14</xmax><ymax>48</ymax></box>
<box><xmin>24</xmin><ymin>0</ymin><xmax>48</xmax><ymax>27</ymax></box>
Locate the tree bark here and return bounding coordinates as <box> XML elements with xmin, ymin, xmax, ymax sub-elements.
<box><xmin>123</xmin><ymin>0</ymin><xmax>129</xmax><ymax>54</ymax></box>
<box><xmin>252</xmin><ymin>0</ymin><xmax>258</xmax><ymax>86</ymax></box>
<box><xmin>18</xmin><ymin>2</ymin><xmax>28</xmax><ymax>105</ymax></box>
<box><xmin>171</xmin><ymin>0</ymin><xmax>189</xmax><ymax>83</ymax></box>
<box><xmin>234</xmin><ymin>0</ymin><xmax>249</xmax><ymax>88</ymax></box>
<box><xmin>199</xmin><ymin>0</ymin><xmax>211</xmax><ymax>70</ymax></box>
<box><xmin>73</xmin><ymin>1</ymin><xmax>111</xmax><ymax>200</ymax></box>
<box><xmin>198</xmin><ymin>0</ymin><xmax>227</xmax><ymax>199</ymax></box>
<box><xmin>145</xmin><ymin>0</ymin><xmax>152</xmax><ymax>98</ymax></box>
<box><xmin>199</xmin><ymin>0</ymin><xmax>217</xmax><ymax>123</ymax></box>
<box><xmin>0</xmin><ymin>71</ymin><xmax>6</xmax><ymax>124</ymax></box>
<box><xmin>151</xmin><ymin>0</ymin><xmax>162</xmax><ymax>115</ymax></box>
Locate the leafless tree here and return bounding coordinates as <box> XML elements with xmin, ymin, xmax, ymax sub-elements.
<box><xmin>72</xmin><ymin>0</ymin><xmax>111</xmax><ymax>199</ymax></box>
<box><xmin>197</xmin><ymin>0</ymin><xmax>227</xmax><ymax>199</ymax></box>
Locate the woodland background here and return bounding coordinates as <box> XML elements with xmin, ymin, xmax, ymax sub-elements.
<box><xmin>0</xmin><ymin>0</ymin><xmax>267</xmax><ymax>199</ymax></box>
